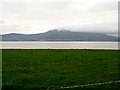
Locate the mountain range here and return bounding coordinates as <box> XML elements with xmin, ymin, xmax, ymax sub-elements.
<box><xmin>0</xmin><ymin>30</ymin><xmax>118</xmax><ymax>41</ymax></box>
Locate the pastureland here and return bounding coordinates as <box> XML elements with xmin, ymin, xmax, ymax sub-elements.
<box><xmin>2</xmin><ymin>49</ymin><xmax>120</xmax><ymax>89</ymax></box>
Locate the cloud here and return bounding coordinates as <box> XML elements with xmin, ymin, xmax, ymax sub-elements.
<box><xmin>90</xmin><ymin>0</ymin><xmax>118</xmax><ymax>13</ymax></box>
<box><xmin>1</xmin><ymin>2</ymin><xmax>26</xmax><ymax>13</ymax></box>
<box><xmin>62</xmin><ymin>21</ymin><xmax>118</xmax><ymax>34</ymax></box>
<box><xmin>0</xmin><ymin>0</ymin><xmax>118</xmax><ymax>34</ymax></box>
<box><xmin>44</xmin><ymin>2</ymin><xmax>72</xmax><ymax>10</ymax></box>
<box><xmin>1</xmin><ymin>25</ymin><xmax>25</xmax><ymax>34</ymax></box>
<box><xmin>80</xmin><ymin>22</ymin><xmax>118</xmax><ymax>33</ymax></box>
<box><xmin>0</xmin><ymin>20</ymin><xmax>5</xmax><ymax>24</ymax></box>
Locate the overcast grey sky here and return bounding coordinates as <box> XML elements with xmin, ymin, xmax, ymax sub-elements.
<box><xmin>0</xmin><ymin>0</ymin><xmax>119</xmax><ymax>35</ymax></box>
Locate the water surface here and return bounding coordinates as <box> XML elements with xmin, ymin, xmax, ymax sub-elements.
<box><xmin>1</xmin><ymin>41</ymin><xmax>119</xmax><ymax>49</ymax></box>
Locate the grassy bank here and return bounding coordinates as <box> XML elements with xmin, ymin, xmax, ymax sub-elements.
<box><xmin>2</xmin><ymin>49</ymin><xmax>119</xmax><ymax>89</ymax></box>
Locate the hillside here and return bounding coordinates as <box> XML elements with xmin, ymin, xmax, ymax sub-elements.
<box><xmin>1</xmin><ymin>30</ymin><xmax>118</xmax><ymax>41</ymax></box>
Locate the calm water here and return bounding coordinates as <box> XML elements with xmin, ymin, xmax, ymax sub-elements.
<box><xmin>0</xmin><ymin>41</ymin><xmax>119</xmax><ymax>49</ymax></box>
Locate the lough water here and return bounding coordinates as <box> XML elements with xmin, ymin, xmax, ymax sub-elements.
<box><xmin>0</xmin><ymin>41</ymin><xmax>119</xmax><ymax>50</ymax></box>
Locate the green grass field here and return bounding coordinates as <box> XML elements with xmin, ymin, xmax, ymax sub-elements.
<box><xmin>2</xmin><ymin>49</ymin><xmax>120</xmax><ymax>89</ymax></box>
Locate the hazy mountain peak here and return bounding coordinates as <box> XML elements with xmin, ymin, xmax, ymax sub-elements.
<box><xmin>1</xmin><ymin>30</ymin><xmax>118</xmax><ymax>41</ymax></box>
<box><xmin>46</xmin><ymin>29</ymin><xmax>71</xmax><ymax>33</ymax></box>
